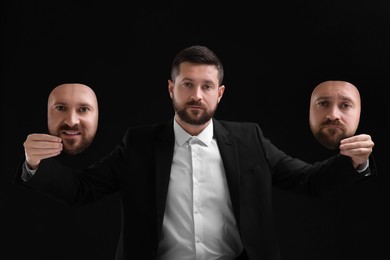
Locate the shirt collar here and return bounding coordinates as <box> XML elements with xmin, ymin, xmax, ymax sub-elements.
<box><xmin>174</xmin><ymin>119</ymin><xmax>214</xmax><ymax>147</ymax></box>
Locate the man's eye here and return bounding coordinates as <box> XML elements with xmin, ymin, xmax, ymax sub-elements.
<box><xmin>55</xmin><ymin>106</ymin><xmax>66</xmax><ymax>111</ymax></box>
<box><xmin>341</xmin><ymin>103</ymin><xmax>352</xmax><ymax>109</ymax></box>
<box><xmin>317</xmin><ymin>101</ymin><xmax>328</xmax><ymax>107</ymax></box>
<box><xmin>79</xmin><ymin>107</ymin><xmax>90</xmax><ymax>113</ymax></box>
<box><xmin>183</xmin><ymin>82</ymin><xmax>192</xmax><ymax>88</ymax></box>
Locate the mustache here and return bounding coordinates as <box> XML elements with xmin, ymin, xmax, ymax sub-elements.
<box><xmin>58</xmin><ymin>124</ymin><xmax>81</xmax><ymax>131</ymax></box>
<box><xmin>186</xmin><ymin>100</ymin><xmax>205</xmax><ymax>107</ymax></box>
<box><xmin>321</xmin><ymin>119</ymin><xmax>345</xmax><ymax>128</ymax></box>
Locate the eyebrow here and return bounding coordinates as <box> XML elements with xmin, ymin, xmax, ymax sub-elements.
<box><xmin>316</xmin><ymin>95</ymin><xmax>354</xmax><ymax>103</ymax></box>
<box><xmin>53</xmin><ymin>102</ymin><xmax>94</xmax><ymax>107</ymax></box>
<box><xmin>181</xmin><ymin>77</ymin><xmax>215</xmax><ymax>85</ymax></box>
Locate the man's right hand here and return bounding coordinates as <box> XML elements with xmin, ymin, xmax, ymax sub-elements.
<box><xmin>23</xmin><ymin>134</ymin><xmax>63</xmax><ymax>170</ymax></box>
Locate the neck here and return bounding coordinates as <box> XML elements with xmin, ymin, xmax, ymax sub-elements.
<box><xmin>174</xmin><ymin>115</ymin><xmax>211</xmax><ymax>136</ymax></box>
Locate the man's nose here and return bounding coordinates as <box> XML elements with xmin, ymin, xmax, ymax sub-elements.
<box><xmin>191</xmin><ymin>86</ymin><xmax>203</xmax><ymax>100</ymax></box>
<box><xmin>326</xmin><ymin>106</ymin><xmax>341</xmax><ymax>121</ymax></box>
<box><xmin>64</xmin><ymin>111</ymin><xmax>80</xmax><ymax>125</ymax></box>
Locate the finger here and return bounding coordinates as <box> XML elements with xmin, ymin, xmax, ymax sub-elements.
<box><xmin>26</xmin><ymin>146</ymin><xmax>63</xmax><ymax>156</ymax></box>
<box><xmin>339</xmin><ymin>140</ymin><xmax>374</xmax><ymax>151</ymax></box>
<box><xmin>27</xmin><ymin>133</ymin><xmax>62</xmax><ymax>143</ymax></box>
<box><xmin>340</xmin><ymin>134</ymin><xmax>371</xmax><ymax>144</ymax></box>
<box><xmin>34</xmin><ymin>150</ymin><xmax>62</xmax><ymax>159</ymax></box>
<box><xmin>24</xmin><ymin>141</ymin><xmax>63</xmax><ymax>150</ymax></box>
<box><xmin>340</xmin><ymin>147</ymin><xmax>372</xmax><ymax>157</ymax></box>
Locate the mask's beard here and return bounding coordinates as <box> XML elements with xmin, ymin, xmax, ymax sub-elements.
<box><xmin>315</xmin><ymin>120</ymin><xmax>348</xmax><ymax>150</ymax></box>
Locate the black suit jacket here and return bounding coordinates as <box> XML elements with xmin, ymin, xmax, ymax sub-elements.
<box><xmin>15</xmin><ymin>119</ymin><xmax>375</xmax><ymax>260</ymax></box>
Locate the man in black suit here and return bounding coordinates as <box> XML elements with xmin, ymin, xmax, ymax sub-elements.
<box><xmin>16</xmin><ymin>45</ymin><xmax>375</xmax><ymax>260</ymax></box>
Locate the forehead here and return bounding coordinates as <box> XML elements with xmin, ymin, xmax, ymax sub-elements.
<box><xmin>311</xmin><ymin>81</ymin><xmax>360</xmax><ymax>102</ymax></box>
<box><xmin>177</xmin><ymin>62</ymin><xmax>219</xmax><ymax>80</ymax></box>
<box><xmin>48</xmin><ymin>84</ymin><xmax>97</xmax><ymax>106</ymax></box>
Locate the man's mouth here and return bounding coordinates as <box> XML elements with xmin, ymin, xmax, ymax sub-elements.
<box><xmin>61</xmin><ymin>130</ymin><xmax>81</xmax><ymax>136</ymax></box>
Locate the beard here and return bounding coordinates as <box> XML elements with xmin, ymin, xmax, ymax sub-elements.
<box><xmin>172</xmin><ymin>99</ymin><xmax>216</xmax><ymax>125</ymax></box>
<box><xmin>62</xmin><ymin>137</ymin><xmax>92</xmax><ymax>155</ymax></box>
<box><xmin>314</xmin><ymin>120</ymin><xmax>348</xmax><ymax>149</ymax></box>
<box><xmin>314</xmin><ymin>130</ymin><xmax>348</xmax><ymax>150</ymax></box>
<box><xmin>49</xmin><ymin>124</ymin><xmax>94</xmax><ymax>155</ymax></box>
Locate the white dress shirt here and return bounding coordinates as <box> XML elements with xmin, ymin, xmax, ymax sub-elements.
<box><xmin>156</xmin><ymin>120</ymin><xmax>243</xmax><ymax>260</ymax></box>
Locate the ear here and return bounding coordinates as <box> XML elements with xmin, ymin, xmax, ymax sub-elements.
<box><xmin>217</xmin><ymin>85</ymin><xmax>225</xmax><ymax>103</ymax></box>
<box><xmin>168</xmin><ymin>80</ymin><xmax>174</xmax><ymax>99</ymax></box>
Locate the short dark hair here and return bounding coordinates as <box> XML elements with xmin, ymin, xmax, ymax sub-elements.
<box><xmin>170</xmin><ymin>45</ymin><xmax>224</xmax><ymax>86</ymax></box>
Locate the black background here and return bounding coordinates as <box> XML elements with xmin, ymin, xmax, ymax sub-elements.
<box><xmin>1</xmin><ymin>1</ymin><xmax>389</xmax><ymax>259</ymax></box>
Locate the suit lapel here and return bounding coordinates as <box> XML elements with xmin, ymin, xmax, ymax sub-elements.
<box><xmin>154</xmin><ymin>120</ymin><xmax>175</xmax><ymax>235</ymax></box>
<box><xmin>213</xmin><ymin>119</ymin><xmax>241</xmax><ymax>226</ymax></box>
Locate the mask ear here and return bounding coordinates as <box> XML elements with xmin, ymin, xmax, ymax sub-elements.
<box><xmin>168</xmin><ymin>80</ymin><xmax>174</xmax><ymax>98</ymax></box>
